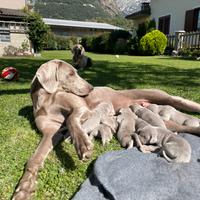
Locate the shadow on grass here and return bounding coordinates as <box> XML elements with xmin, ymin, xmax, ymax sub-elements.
<box><xmin>18</xmin><ymin>105</ymin><xmax>76</xmax><ymax>172</ymax></box>
<box><xmin>79</xmin><ymin>60</ymin><xmax>200</xmax><ymax>90</ymax></box>
<box><xmin>1</xmin><ymin>57</ymin><xmax>200</xmax><ymax>90</ymax></box>
<box><xmin>0</xmin><ymin>58</ymin><xmax>71</xmax><ymax>83</ymax></box>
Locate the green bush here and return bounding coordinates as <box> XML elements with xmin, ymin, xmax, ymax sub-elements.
<box><xmin>81</xmin><ymin>35</ymin><xmax>95</xmax><ymax>51</ymax></box>
<box><xmin>139</xmin><ymin>30</ymin><xmax>167</xmax><ymax>55</ymax></box>
<box><xmin>114</xmin><ymin>38</ymin><xmax>128</xmax><ymax>54</ymax></box>
<box><xmin>81</xmin><ymin>30</ymin><xmax>131</xmax><ymax>54</ymax></box>
<box><xmin>191</xmin><ymin>49</ymin><xmax>200</xmax><ymax>58</ymax></box>
<box><xmin>44</xmin><ymin>34</ymin><xmax>78</xmax><ymax>50</ymax></box>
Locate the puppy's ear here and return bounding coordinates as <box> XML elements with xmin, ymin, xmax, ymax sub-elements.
<box><xmin>36</xmin><ymin>60</ymin><xmax>59</xmax><ymax>93</ymax></box>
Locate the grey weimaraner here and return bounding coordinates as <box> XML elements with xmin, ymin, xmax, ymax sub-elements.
<box><xmin>116</xmin><ymin>107</ymin><xmax>137</xmax><ymax>149</ymax></box>
<box><xmin>82</xmin><ymin>102</ymin><xmax>117</xmax><ymax>145</ymax></box>
<box><xmin>135</xmin><ymin>118</ymin><xmax>191</xmax><ymax>163</ymax></box>
<box><xmin>72</xmin><ymin>44</ymin><xmax>92</xmax><ymax>70</ymax></box>
<box><xmin>116</xmin><ymin>106</ymin><xmax>191</xmax><ymax>163</ymax></box>
<box><xmin>13</xmin><ymin>59</ymin><xmax>200</xmax><ymax>200</ymax></box>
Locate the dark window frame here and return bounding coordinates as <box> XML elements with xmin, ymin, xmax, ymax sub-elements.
<box><xmin>158</xmin><ymin>15</ymin><xmax>171</xmax><ymax>34</ymax></box>
<box><xmin>185</xmin><ymin>7</ymin><xmax>200</xmax><ymax>32</ymax></box>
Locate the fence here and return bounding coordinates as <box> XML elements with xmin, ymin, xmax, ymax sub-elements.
<box><xmin>167</xmin><ymin>31</ymin><xmax>200</xmax><ymax>51</ymax></box>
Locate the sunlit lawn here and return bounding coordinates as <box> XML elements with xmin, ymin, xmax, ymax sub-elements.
<box><xmin>1</xmin><ymin>51</ymin><xmax>200</xmax><ymax>199</ymax></box>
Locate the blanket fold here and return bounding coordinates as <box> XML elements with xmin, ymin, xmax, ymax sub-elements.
<box><xmin>72</xmin><ymin>134</ymin><xmax>200</xmax><ymax>200</ymax></box>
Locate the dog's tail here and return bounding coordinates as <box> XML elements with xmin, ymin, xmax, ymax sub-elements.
<box><xmin>161</xmin><ymin>149</ymin><xmax>174</xmax><ymax>162</ymax></box>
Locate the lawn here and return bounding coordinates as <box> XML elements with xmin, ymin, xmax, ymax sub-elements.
<box><xmin>1</xmin><ymin>51</ymin><xmax>200</xmax><ymax>200</ymax></box>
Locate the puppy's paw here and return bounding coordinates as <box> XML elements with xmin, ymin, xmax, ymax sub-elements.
<box><xmin>74</xmin><ymin>133</ymin><xmax>93</xmax><ymax>160</ymax></box>
<box><xmin>120</xmin><ymin>136</ymin><xmax>134</xmax><ymax>149</ymax></box>
<box><xmin>98</xmin><ymin>124</ymin><xmax>113</xmax><ymax>146</ymax></box>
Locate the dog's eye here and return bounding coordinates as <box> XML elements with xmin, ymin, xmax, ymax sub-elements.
<box><xmin>69</xmin><ymin>71</ymin><xmax>74</xmax><ymax>76</ymax></box>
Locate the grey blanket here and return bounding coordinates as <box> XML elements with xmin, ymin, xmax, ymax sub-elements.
<box><xmin>72</xmin><ymin>134</ymin><xmax>200</xmax><ymax>200</ymax></box>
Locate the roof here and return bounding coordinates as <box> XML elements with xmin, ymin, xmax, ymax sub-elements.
<box><xmin>125</xmin><ymin>9</ymin><xmax>151</xmax><ymax>20</ymax></box>
<box><xmin>0</xmin><ymin>8</ymin><xmax>26</xmax><ymax>20</ymax></box>
<box><xmin>43</xmin><ymin>18</ymin><xmax>123</xmax><ymax>30</ymax></box>
<box><xmin>125</xmin><ymin>2</ymin><xmax>151</xmax><ymax>20</ymax></box>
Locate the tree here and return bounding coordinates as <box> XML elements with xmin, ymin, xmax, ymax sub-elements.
<box><xmin>24</xmin><ymin>11</ymin><xmax>49</xmax><ymax>53</ymax></box>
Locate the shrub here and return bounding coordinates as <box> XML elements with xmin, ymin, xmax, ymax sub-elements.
<box><xmin>44</xmin><ymin>34</ymin><xmax>78</xmax><ymax>50</ymax></box>
<box><xmin>114</xmin><ymin>38</ymin><xmax>128</xmax><ymax>54</ymax></box>
<box><xmin>139</xmin><ymin>30</ymin><xmax>167</xmax><ymax>55</ymax></box>
<box><xmin>44</xmin><ymin>32</ymin><xmax>57</xmax><ymax>50</ymax></box>
<box><xmin>24</xmin><ymin>11</ymin><xmax>49</xmax><ymax>53</ymax></box>
<box><xmin>191</xmin><ymin>49</ymin><xmax>200</xmax><ymax>58</ymax></box>
<box><xmin>81</xmin><ymin>36</ymin><xmax>95</xmax><ymax>51</ymax></box>
<box><xmin>178</xmin><ymin>48</ymin><xmax>192</xmax><ymax>57</ymax></box>
<box><xmin>81</xmin><ymin>30</ymin><xmax>131</xmax><ymax>54</ymax></box>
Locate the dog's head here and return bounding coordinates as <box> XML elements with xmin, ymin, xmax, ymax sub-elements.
<box><xmin>33</xmin><ymin>59</ymin><xmax>93</xmax><ymax>96</ymax></box>
<box><xmin>72</xmin><ymin>44</ymin><xmax>85</xmax><ymax>58</ymax></box>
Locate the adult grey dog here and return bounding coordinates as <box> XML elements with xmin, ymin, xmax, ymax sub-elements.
<box><xmin>13</xmin><ymin>59</ymin><xmax>200</xmax><ymax>200</ymax></box>
<box><xmin>72</xmin><ymin>44</ymin><xmax>92</xmax><ymax>70</ymax></box>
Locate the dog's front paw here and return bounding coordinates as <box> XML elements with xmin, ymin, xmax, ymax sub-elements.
<box><xmin>74</xmin><ymin>133</ymin><xmax>93</xmax><ymax>160</ymax></box>
<box><xmin>12</xmin><ymin>170</ymin><xmax>37</xmax><ymax>200</ymax></box>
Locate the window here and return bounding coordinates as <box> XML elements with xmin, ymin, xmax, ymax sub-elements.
<box><xmin>197</xmin><ymin>10</ymin><xmax>200</xmax><ymax>30</ymax></box>
<box><xmin>185</xmin><ymin>8</ymin><xmax>200</xmax><ymax>32</ymax></box>
<box><xmin>0</xmin><ymin>30</ymin><xmax>10</xmax><ymax>42</ymax></box>
<box><xmin>158</xmin><ymin>15</ymin><xmax>170</xmax><ymax>34</ymax></box>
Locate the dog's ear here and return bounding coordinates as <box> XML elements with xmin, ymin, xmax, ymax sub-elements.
<box><xmin>36</xmin><ymin>60</ymin><xmax>59</xmax><ymax>93</ymax></box>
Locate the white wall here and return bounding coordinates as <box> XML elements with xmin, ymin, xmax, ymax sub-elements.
<box><xmin>151</xmin><ymin>0</ymin><xmax>200</xmax><ymax>33</ymax></box>
<box><xmin>0</xmin><ymin>0</ymin><xmax>26</xmax><ymax>9</ymax></box>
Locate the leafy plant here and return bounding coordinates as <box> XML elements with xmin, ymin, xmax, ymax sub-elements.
<box><xmin>24</xmin><ymin>11</ymin><xmax>50</xmax><ymax>53</ymax></box>
<box><xmin>139</xmin><ymin>30</ymin><xmax>167</xmax><ymax>56</ymax></box>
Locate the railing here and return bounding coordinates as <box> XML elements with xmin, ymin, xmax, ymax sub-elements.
<box><xmin>167</xmin><ymin>31</ymin><xmax>200</xmax><ymax>50</ymax></box>
<box><xmin>0</xmin><ymin>21</ymin><xmax>28</xmax><ymax>33</ymax></box>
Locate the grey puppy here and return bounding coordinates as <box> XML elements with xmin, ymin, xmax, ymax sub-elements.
<box><xmin>72</xmin><ymin>44</ymin><xmax>92</xmax><ymax>70</ymax></box>
<box><xmin>129</xmin><ymin>105</ymin><xmax>191</xmax><ymax>162</ymax></box>
<box><xmin>137</xmin><ymin>124</ymin><xmax>191</xmax><ymax>163</ymax></box>
<box><xmin>130</xmin><ymin>104</ymin><xmax>166</xmax><ymax>128</ymax></box>
<box><xmin>147</xmin><ymin>104</ymin><xmax>200</xmax><ymax>127</ymax></box>
<box><xmin>116</xmin><ymin>107</ymin><xmax>138</xmax><ymax>149</ymax></box>
<box><xmin>82</xmin><ymin>102</ymin><xmax>117</xmax><ymax>145</ymax></box>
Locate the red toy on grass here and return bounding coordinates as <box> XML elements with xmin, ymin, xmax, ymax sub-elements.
<box><xmin>1</xmin><ymin>67</ymin><xmax>19</xmax><ymax>80</ymax></box>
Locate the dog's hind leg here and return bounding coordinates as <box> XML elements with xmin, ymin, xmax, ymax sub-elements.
<box><xmin>165</xmin><ymin>120</ymin><xmax>200</xmax><ymax>136</ymax></box>
<box><xmin>12</xmin><ymin>127</ymin><xmax>64</xmax><ymax>200</ymax></box>
<box><xmin>170</xmin><ymin>96</ymin><xmax>200</xmax><ymax>113</ymax></box>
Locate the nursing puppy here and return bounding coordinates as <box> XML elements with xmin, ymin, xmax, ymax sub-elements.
<box><xmin>128</xmin><ymin>104</ymin><xmax>191</xmax><ymax>162</ymax></box>
<box><xmin>130</xmin><ymin>104</ymin><xmax>166</xmax><ymax>128</ymax></box>
<box><xmin>116</xmin><ymin>107</ymin><xmax>138</xmax><ymax>149</ymax></box>
<box><xmin>72</xmin><ymin>44</ymin><xmax>92</xmax><ymax>70</ymax></box>
<box><xmin>147</xmin><ymin>104</ymin><xmax>200</xmax><ymax>127</ymax></box>
<box><xmin>82</xmin><ymin>102</ymin><xmax>117</xmax><ymax>145</ymax></box>
<box><xmin>137</xmin><ymin>124</ymin><xmax>191</xmax><ymax>163</ymax></box>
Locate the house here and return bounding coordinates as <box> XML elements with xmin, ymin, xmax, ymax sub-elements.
<box><xmin>125</xmin><ymin>2</ymin><xmax>151</xmax><ymax>29</ymax></box>
<box><xmin>126</xmin><ymin>0</ymin><xmax>200</xmax><ymax>34</ymax></box>
<box><xmin>43</xmin><ymin>18</ymin><xmax>123</xmax><ymax>37</ymax></box>
<box><xmin>0</xmin><ymin>0</ymin><xmax>33</xmax><ymax>56</ymax></box>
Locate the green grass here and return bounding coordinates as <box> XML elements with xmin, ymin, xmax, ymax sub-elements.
<box><xmin>1</xmin><ymin>51</ymin><xmax>200</xmax><ymax>199</ymax></box>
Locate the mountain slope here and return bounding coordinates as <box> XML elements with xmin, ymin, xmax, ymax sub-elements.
<box><xmin>34</xmin><ymin>0</ymin><xmax>144</xmax><ymax>26</ymax></box>
<box><xmin>34</xmin><ymin>0</ymin><xmax>115</xmax><ymax>21</ymax></box>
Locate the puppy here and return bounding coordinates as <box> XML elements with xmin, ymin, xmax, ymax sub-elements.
<box><xmin>135</xmin><ymin>119</ymin><xmax>191</xmax><ymax>163</ymax></box>
<box><xmin>147</xmin><ymin>104</ymin><xmax>200</xmax><ymax>127</ymax></box>
<box><xmin>116</xmin><ymin>107</ymin><xmax>138</xmax><ymax>149</ymax></box>
<box><xmin>71</xmin><ymin>44</ymin><xmax>92</xmax><ymax>70</ymax></box>
<box><xmin>82</xmin><ymin>102</ymin><xmax>117</xmax><ymax>145</ymax></box>
<box><xmin>130</xmin><ymin>104</ymin><xmax>166</xmax><ymax>128</ymax></box>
